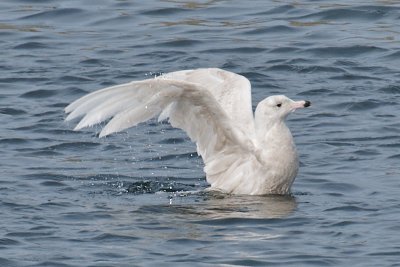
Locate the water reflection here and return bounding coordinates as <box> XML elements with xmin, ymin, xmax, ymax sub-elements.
<box><xmin>125</xmin><ymin>180</ymin><xmax>296</xmax><ymax>219</ymax></box>
<box><xmin>201</xmin><ymin>193</ymin><xmax>297</xmax><ymax>219</ymax></box>
<box><xmin>168</xmin><ymin>192</ymin><xmax>297</xmax><ymax>220</ymax></box>
<box><xmin>161</xmin><ymin>0</ymin><xmax>222</xmax><ymax>9</ymax></box>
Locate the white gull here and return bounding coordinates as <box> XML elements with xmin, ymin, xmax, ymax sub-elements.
<box><xmin>65</xmin><ymin>68</ymin><xmax>310</xmax><ymax>195</ymax></box>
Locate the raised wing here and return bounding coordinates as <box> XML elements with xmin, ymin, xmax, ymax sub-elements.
<box><xmin>161</xmin><ymin>68</ymin><xmax>255</xmax><ymax>134</ymax></box>
<box><xmin>65</xmin><ymin>77</ymin><xmax>255</xmax><ymax>163</ymax></box>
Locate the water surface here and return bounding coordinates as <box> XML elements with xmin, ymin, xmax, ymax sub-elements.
<box><xmin>1</xmin><ymin>0</ymin><xmax>400</xmax><ymax>266</ymax></box>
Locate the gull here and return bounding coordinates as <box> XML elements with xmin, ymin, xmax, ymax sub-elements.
<box><xmin>65</xmin><ymin>68</ymin><xmax>310</xmax><ymax>195</ymax></box>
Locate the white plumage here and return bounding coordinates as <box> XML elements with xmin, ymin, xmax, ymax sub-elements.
<box><xmin>65</xmin><ymin>68</ymin><xmax>310</xmax><ymax>195</ymax></box>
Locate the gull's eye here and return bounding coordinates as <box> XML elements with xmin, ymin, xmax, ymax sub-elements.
<box><xmin>276</xmin><ymin>103</ymin><xmax>282</xmax><ymax>107</ymax></box>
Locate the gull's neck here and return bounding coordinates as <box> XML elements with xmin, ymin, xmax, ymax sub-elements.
<box><xmin>255</xmin><ymin>114</ymin><xmax>294</xmax><ymax>149</ymax></box>
<box><xmin>254</xmin><ymin>113</ymin><xmax>299</xmax><ymax>189</ymax></box>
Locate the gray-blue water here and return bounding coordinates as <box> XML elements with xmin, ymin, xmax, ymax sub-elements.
<box><xmin>1</xmin><ymin>1</ymin><xmax>400</xmax><ymax>266</ymax></box>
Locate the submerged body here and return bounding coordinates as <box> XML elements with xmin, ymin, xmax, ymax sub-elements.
<box><xmin>65</xmin><ymin>68</ymin><xmax>310</xmax><ymax>195</ymax></box>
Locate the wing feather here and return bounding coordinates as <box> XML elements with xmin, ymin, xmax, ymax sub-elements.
<box><xmin>162</xmin><ymin>68</ymin><xmax>255</xmax><ymax>135</ymax></box>
<box><xmin>65</xmin><ymin>82</ymin><xmax>138</xmax><ymax>120</ymax></box>
<box><xmin>99</xmin><ymin>86</ymin><xmax>182</xmax><ymax>137</ymax></box>
<box><xmin>65</xmin><ymin>78</ymin><xmax>255</xmax><ymax>163</ymax></box>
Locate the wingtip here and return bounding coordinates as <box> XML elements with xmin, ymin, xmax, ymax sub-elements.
<box><xmin>73</xmin><ymin>124</ymin><xmax>83</xmax><ymax>131</ymax></box>
<box><xmin>74</xmin><ymin>117</ymin><xmax>92</xmax><ymax>131</ymax></box>
<box><xmin>99</xmin><ymin>129</ymin><xmax>111</xmax><ymax>138</ymax></box>
<box><xmin>64</xmin><ymin>103</ymin><xmax>75</xmax><ymax>114</ymax></box>
<box><xmin>65</xmin><ymin>113</ymin><xmax>75</xmax><ymax>122</ymax></box>
<box><xmin>65</xmin><ymin>107</ymin><xmax>85</xmax><ymax>122</ymax></box>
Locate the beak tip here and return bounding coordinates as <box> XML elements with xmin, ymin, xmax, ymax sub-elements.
<box><xmin>304</xmin><ymin>100</ymin><xmax>311</xmax><ymax>107</ymax></box>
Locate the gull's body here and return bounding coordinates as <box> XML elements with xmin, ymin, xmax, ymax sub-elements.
<box><xmin>65</xmin><ymin>68</ymin><xmax>310</xmax><ymax>195</ymax></box>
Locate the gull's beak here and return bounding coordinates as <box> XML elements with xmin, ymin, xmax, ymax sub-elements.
<box><xmin>291</xmin><ymin>100</ymin><xmax>311</xmax><ymax>111</ymax></box>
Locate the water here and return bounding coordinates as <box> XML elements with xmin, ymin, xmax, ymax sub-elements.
<box><xmin>1</xmin><ymin>0</ymin><xmax>400</xmax><ymax>266</ymax></box>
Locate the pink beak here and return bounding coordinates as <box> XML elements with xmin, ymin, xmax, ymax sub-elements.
<box><xmin>291</xmin><ymin>100</ymin><xmax>311</xmax><ymax>111</ymax></box>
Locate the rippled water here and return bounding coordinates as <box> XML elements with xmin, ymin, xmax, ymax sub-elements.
<box><xmin>1</xmin><ymin>0</ymin><xmax>400</xmax><ymax>266</ymax></box>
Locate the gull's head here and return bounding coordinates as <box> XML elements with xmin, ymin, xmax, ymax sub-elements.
<box><xmin>256</xmin><ymin>95</ymin><xmax>311</xmax><ymax>122</ymax></box>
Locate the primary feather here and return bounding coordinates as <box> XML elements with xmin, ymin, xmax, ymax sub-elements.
<box><xmin>65</xmin><ymin>68</ymin><xmax>310</xmax><ymax>195</ymax></box>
